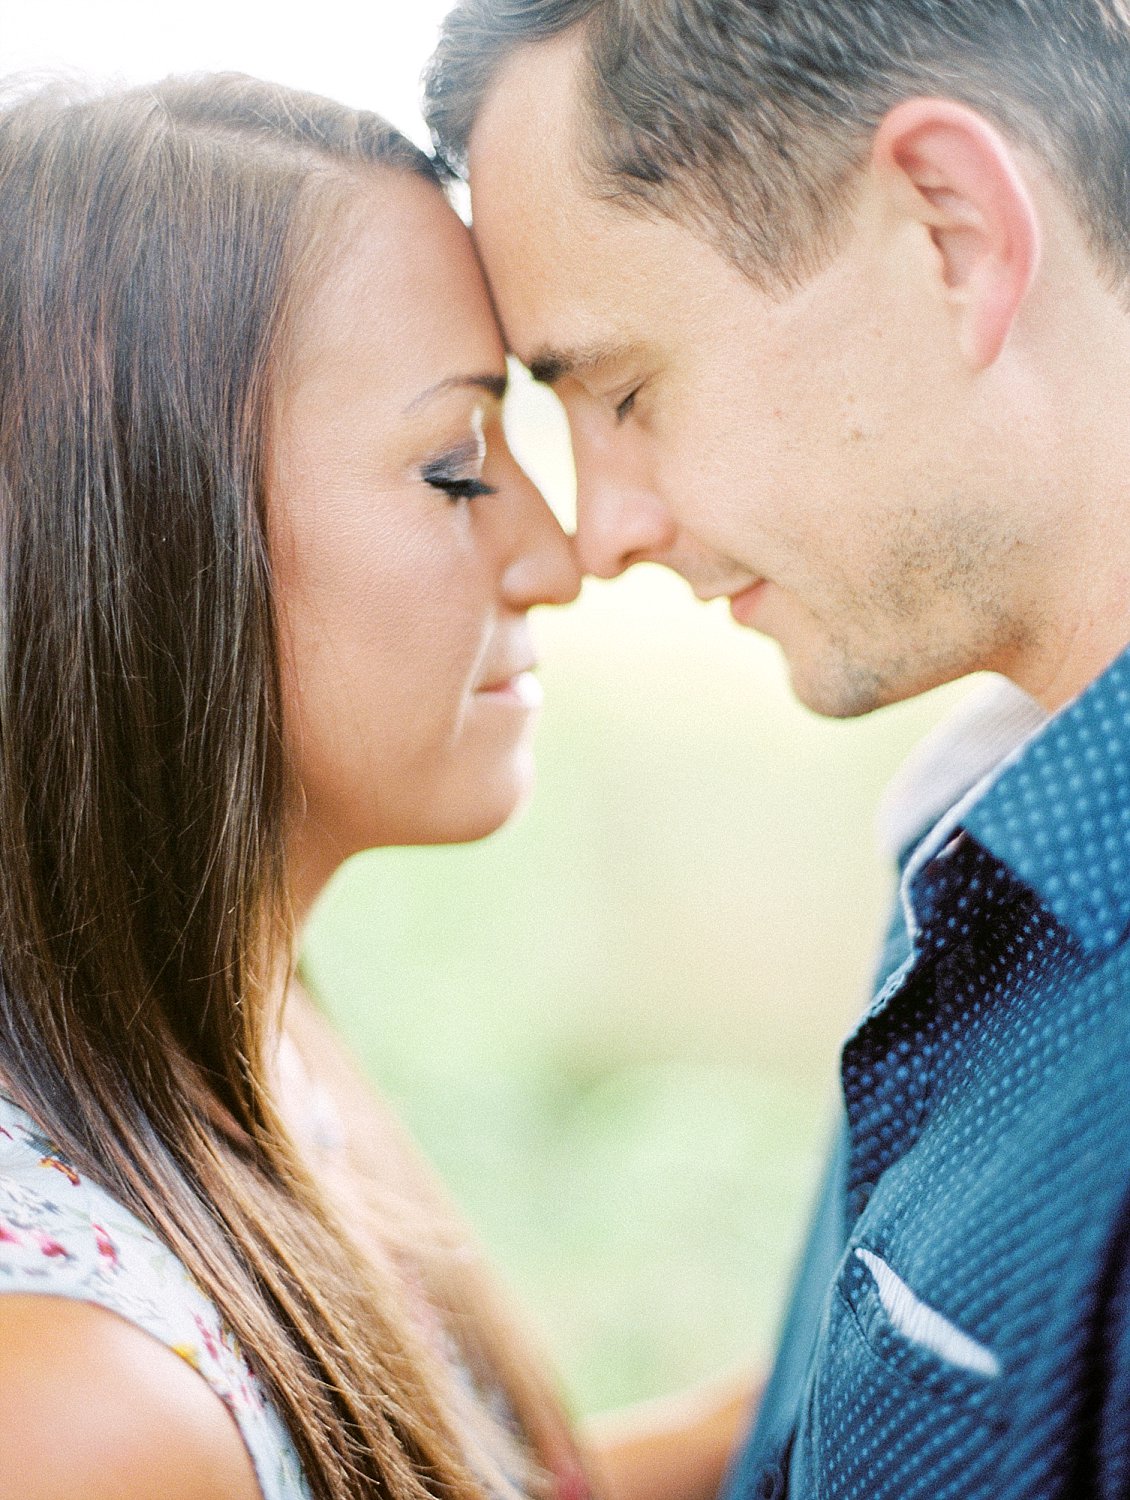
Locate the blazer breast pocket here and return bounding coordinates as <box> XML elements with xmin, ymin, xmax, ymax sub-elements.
<box><xmin>790</xmin><ymin>1245</ymin><xmax>1009</xmax><ymax>1500</ymax></box>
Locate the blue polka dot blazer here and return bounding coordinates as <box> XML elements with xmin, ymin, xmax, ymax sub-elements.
<box><xmin>726</xmin><ymin>656</ymin><xmax>1130</xmax><ymax>1500</ymax></box>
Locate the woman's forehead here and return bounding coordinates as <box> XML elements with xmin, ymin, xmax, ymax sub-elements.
<box><xmin>282</xmin><ymin>176</ymin><xmax>505</xmax><ymax>409</ymax></box>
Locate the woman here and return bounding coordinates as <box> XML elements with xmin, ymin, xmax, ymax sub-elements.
<box><xmin>0</xmin><ymin>68</ymin><xmax>585</xmax><ymax>1500</ymax></box>
<box><xmin>0</xmin><ymin>73</ymin><xmax>751</xmax><ymax>1500</ymax></box>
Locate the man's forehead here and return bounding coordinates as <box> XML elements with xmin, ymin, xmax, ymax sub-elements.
<box><xmin>467</xmin><ymin>29</ymin><xmax>588</xmax><ymax>201</ymax></box>
<box><xmin>467</xmin><ymin>47</ymin><xmax>622</xmax><ymax>362</ymax></box>
<box><xmin>465</xmin><ymin>30</ymin><xmax>707</xmax><ymax>372</ymax></box>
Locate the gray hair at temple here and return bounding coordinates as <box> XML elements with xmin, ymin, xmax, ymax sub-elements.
<box><xmin>424</xmin><ymin>0</ymin><xmax>1130</xmax><ymax>292</ymax></box>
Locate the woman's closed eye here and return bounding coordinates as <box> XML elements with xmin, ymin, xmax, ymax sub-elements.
<box><xmin>425</xmin><ymin>472</ymin><xmax>498</xmax><ymax>502</ymax></box>
<box><xmin>421</xmin><ymin>441</ymin><xmax>499</xmax><ymax>503</ymax></box>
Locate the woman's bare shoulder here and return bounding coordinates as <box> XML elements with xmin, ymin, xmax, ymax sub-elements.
<box><xmin>0</xmin><ymin>1294</ymin><xmax>263</xmax><ymax>1500</ymax></box>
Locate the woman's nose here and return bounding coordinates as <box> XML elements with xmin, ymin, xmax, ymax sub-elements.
<box><xmin>500</xmin><ymin>479</ymin><xmax>582</xmax><ymax>609</ymax></box>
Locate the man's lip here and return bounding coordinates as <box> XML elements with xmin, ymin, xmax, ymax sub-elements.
<box><xmin>694</xmin><ymin>580</ymin><xmax>753</xmax><ymax>602</ymax></box>
<box><xmin>728</xmin><ymin>580</ymin><xmax>767</xmax><ymax>625</ymax></box>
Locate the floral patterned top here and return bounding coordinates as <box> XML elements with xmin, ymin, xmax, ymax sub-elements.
<box><xmin>0</xmin><ymin>1090</ymin><xmax>312</xmax><ymax>1500</ymax></box>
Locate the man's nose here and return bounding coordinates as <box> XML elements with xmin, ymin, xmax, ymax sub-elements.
<box><xmin>574</xmin><ymin>472</ymin><xmax>678</xmax><ymax>579</ymax></box>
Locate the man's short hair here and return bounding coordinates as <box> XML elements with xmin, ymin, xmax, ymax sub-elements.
<box><xmin>424</xmin><ymin>0</ymin><xmax>1130</xmax><ymax>292</ymax></box>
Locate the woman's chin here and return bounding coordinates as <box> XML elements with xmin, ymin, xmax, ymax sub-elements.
<box><xmin>382</xmin><ymin>752</ymin><xmax>538</xmax><ymax>849</ymax></box>
<box><xmin>433</xmin><ymin>761</ymin><xmax>537</xmax><ymax>846</ymax></box>
<box><xmin>300</xmin><ymin>744</ymin><xmax>540</xmax><ymax>864</ymax></box>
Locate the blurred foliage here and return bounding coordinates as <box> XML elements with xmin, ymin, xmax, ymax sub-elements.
<box><xmin>301</xmin><ymin>565</ymin><xmax>970</xmax><ymax>1415</ymax></box>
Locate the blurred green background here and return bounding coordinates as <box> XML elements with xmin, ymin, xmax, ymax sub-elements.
<box><xmin>302</xmin><ymin>371</ymin><xmax>970</xmax><ymax>1417</ymax></box>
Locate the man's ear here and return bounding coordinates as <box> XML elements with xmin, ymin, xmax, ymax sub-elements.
<box><xmin>870</xmin><ymin>98</ymin><xmax>1041</xmax><ymax>370</ymax></box>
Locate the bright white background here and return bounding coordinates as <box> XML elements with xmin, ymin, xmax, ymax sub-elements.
<box><xmin>3</xmin><ymin>0</ymin><xmax>450</xmax><ymax>147</ymax></box>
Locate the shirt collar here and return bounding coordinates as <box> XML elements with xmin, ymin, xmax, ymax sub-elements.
<box><xmin>876</xmin><ymin>675</ymin><xmax>1048</xmax><ymax>865</ymax></box>
<box><xmin>960</xmin><ymin>644</ymin><xmax>1130</xmax><ymax>955</ymax></box>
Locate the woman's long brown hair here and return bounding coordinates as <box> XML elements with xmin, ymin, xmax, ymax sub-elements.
<box><xmin>0</xmin><ymin>73</ymin><xmax>583</xmax><ymax>1500</ymax></box>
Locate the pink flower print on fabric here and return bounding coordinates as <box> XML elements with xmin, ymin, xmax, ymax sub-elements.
<box><xmin>92</xmin><ymin>1221</ymin><xmax>119</xmax><ymax>1269</ymax></box>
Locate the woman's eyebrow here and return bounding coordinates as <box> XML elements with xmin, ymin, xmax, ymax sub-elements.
<box><xmin>405</xmin><ymin>372</ymin><xmax>508</xmax><ymax>412</ymax></box>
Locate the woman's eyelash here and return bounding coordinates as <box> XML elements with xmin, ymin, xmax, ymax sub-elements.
<box><xmin>423</xmin><ymin>472</ymin><xmax>499</xmax><ymax>503</ymax></box>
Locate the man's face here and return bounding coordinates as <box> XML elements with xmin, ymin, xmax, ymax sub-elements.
<box><xmin>468</xmin><ymin>37</ymin><xmax>1047</xmax><ymax>718</ymax></box>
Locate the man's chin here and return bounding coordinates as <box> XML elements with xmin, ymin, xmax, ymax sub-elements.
<box><xmin>787</xmin><ymin>642</ymin><xmax>973</xmax><ymax>719</ymax></box>
<box><xmin>783</xmin><ymin>650</ymin><xmax>909</xmax><ymax>721</ymax></box>
<box><xmin>750</xmin><ymin>599</ymin><xmax>946</xmax><ymax>717</ymax></box>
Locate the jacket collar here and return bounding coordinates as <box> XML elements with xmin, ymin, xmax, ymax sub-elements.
<box><xmin>960</xmin><ymin>646</ymin><xmax>1130</xmax><ymax>955</ymax></box>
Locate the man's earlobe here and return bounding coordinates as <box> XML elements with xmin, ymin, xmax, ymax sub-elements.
<box><xmin>871</xmin><ymin>98</ymin><xmax>1041</xmax><ymax>370</ymax></box>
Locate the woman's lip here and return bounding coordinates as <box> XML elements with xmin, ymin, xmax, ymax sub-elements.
<box><xmin>476</xmin><ymin>669</ymin><xmax>544</xmax><ymax>708</ymax></box>
<box><xmin>729</xmin><ymin>580</ymin><xmax>767</xmax><ymax>626</ymax></box>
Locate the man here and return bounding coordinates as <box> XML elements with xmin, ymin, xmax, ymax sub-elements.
<box><xmin>425</xmin><ymin>4</ymin><xmax>1130</xmax><ymax>1498</ymax></box>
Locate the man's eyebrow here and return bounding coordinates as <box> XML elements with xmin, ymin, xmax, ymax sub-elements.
<box><xmin>405</xmin><ymin>372</ymin><xmax>508</xmax><ymax>413</ymax></box>
<box><xmin>527</xmin><ymin>341</ymin><xmax>633</xmax><ymax>387</ymax></box>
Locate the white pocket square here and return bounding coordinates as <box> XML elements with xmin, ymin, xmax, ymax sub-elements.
<box><xmin>855</xmin><ymin>1247</ymin><xmax>1002</xmax><ymax>1379</ymax></box>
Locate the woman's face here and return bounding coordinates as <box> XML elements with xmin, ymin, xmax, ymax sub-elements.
<box><xmin>270</xmin><ymin>171</ymin><xmax>580</xmax><ymax>905</ymax></box>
